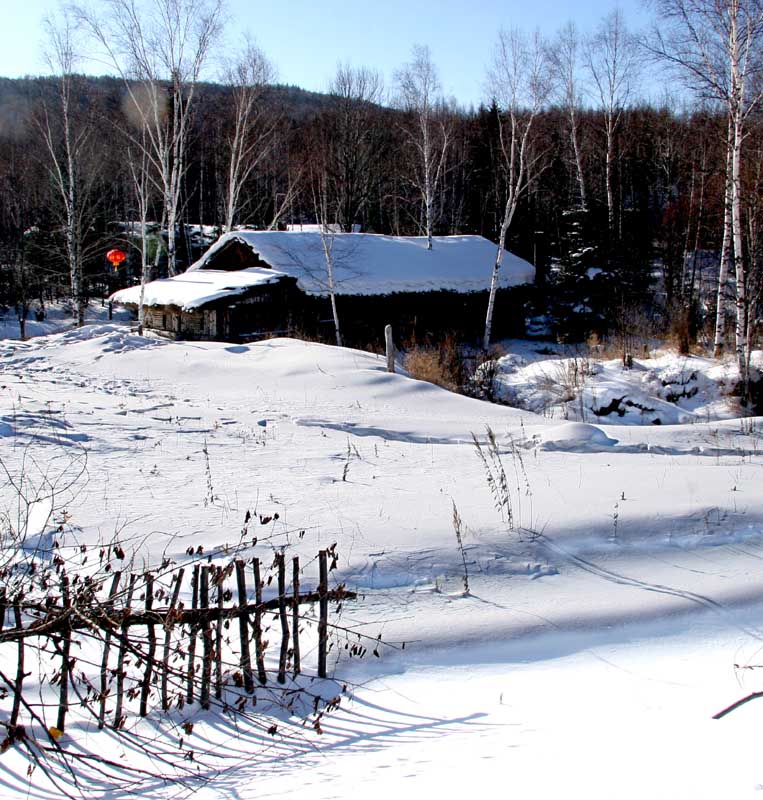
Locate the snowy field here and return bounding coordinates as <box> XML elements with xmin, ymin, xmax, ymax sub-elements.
<box><xmin>1</xmin><ymin>323</ymin><xmax>763</xmax><ymax>798</ymax></box>
<box><xmin>0</xmin><ymin>301</ymin><xmax>132</xmax><ymax>341</ymax></box>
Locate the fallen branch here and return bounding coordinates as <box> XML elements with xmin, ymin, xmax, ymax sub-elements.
<box><xmin>712</xmin><ymin>691</ymin><xmax>763</xmax><ymax>720</ymax></box>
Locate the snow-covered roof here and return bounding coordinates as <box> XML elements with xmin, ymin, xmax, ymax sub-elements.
<box><xmin>285</xmin><ymin>223</ymin><xmax>361</xmax><ymax>233</ymax></box>
<box><xmin>110</xmin><ymin>267</ymin><xmax>285</xmax><ymax>311</ymax></box>
<box><xmin>188</xmin><ymin>231</ymin><xmax>535</xmax><ymax>296</ymax></box>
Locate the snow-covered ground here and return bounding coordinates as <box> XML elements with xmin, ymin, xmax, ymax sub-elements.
<box><xmin>0</xmin><ymin>301</ymin><xmax>132</xmax><ymax>341</ymax></box>
<box><xmin>1</xmin><ymin>325</ymin><xmax>763</xmax><ymax>798</ymax></box>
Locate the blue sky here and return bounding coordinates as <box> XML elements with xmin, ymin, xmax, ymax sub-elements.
<box><xmin>3</xmin><ymin>0</ymin><xmax>656</xmax><ymax>107</ymax></box>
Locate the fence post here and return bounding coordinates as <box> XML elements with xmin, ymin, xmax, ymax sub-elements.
<box><xmin>186</xmin><ymin>565</ymin><xmax>200</xmax><ymax>704</ymax></box>
<box><xmin>292</xmin><ymin>557</ymin><xmax>301</xmax><ymax>678</ymax></box>
<box><xmin>57</xmin><ymin>573</ymin><xmax>72</xmax><ymax>732</ymax></box>
<box><xmin>10</xmin><ymin>599</ymin><xmax>23</xmax><ymax>729</ymax></box>
<box><xmin>215</xmin><ymin>567</ymin><xmax>224</xmax><ymax>700</ymax></box>
<box><xmin>139</xmin><ymin>573</ymin><xmax>155</xmax><ymax>717</ymax></box>
<box><xmin>199</xmin><ymin>566</ymin><xmax>211</xmax><ymax>709</ymax></box>
<box><xmin>98</xmin><ymin>571</ymin><xmax>121</xmax><ymax>728</ymax></box>
<box><xmin>276</xmin><ymin>554</ymin><xmax>289</xmax><ymax>684</ymax></box>
<box><xmin>114</xmin><ymin>574</ymin><xmax>136</xmax><ymax>729</ymax></box>
<box><xmin>161</xmin><ymin>568</ymin><xmax>184</xmax><ymax>711</ymax></box>
<box><xmin>385</xmin><ymin>324</ymin><xmax>395</xmax><ymax>373</ymax></box>
<box><xmin>318</xmin><ymin>550</ymin><xmax>328</xmax><ymax>679</ymax></box>
<box><xmin>253</xmin><ymin>559</ymin><xmax>267</xmax><ymax>685</ymax></box>
<box><xmin>0</xmin><ymin>587</ymin><xmax>7</xmax><ymax>632</ymax></box>
<box><xmin>235</xmin><ymin>560</ymin><xmax>254</xmax><ymax>693</ymax></box>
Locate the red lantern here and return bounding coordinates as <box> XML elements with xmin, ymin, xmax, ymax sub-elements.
<box><xmin>106</xmin><ymin>248</ymin><xmax>127</xmax><ymax>272</ymax></box>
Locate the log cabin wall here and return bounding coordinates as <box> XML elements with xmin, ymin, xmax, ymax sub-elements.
<box><xmin>130</xmin><ymin>281</ymin><xmax>532</xmax><ymax>347</ymax></box>
<box><xmin>292</xmin><ymin>285</ymin><xmax>534</xmax><ymax>348</ymax></box>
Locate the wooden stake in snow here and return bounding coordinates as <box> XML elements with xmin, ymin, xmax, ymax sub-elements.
<box><xmin>98</xmin><ymin>571</ymin><xmax>121</xmax><ymax>728</ymax></box>
<box><xmin>11</xmin><ymin>600</ymin><xmax>23</xmax><ymax>730</ymax></box>
<box><xmin>161</xmin><ymin>568</ymin><xmax>183</xmax><ymax>711</ymax></box>
<box><xmin>186</xmin><ymin>565</ymin><xmax>200</xmax><ymax>704</ymax></box>
<box><xmin>385</xmin><ymin>325</ymin><xmax>395</xmax><ymax>373</ymax></box>
<box><xmin>57</xmin><ymin>574</ymin><xmax>72</xmax><ymax>732</ymax></box>
<box><xmin>235</xmin><ymin>560</ymin><xmax>254</xmax><ymax>693</ymax></box>
<box><xmin>253</xmin><ymin>558</ymin><xmax>267</xmax><ymax>685</ymax></box>
<box><xmin>215</xmin><ymin>567</ymin><xmax>224</xmax><ymax>700</ymax></box>
<box><xmin>318</xmin><ymin>550</ymin><xmax>329</xmax><ymax>679</ymax></box>
<box><xmin>139</xmin><ymin>573</ymin><xmax>155</xmax><ymax>717</ymax></box>
<box><xmin>199</xmin><ymin>566</ymin><xmax>212</xmax><ymax>709</ymax></box>
<box><xmin>114</xmin><ymin>574</ymin><xmax>136</xmax><ymax>729</ymax></box>
<box><xmin>292</xmin><ymin>557</ymin><xmax>301</xmax><ymax>677</ymax></box>
<box><xmin>0</xmin><ymin>588</ymin><xmax>7</xmax><ymax>633</ymax></box>
<box><xmin>276</xmin><ymin>554</ymin><xmax>289</xmax><ymax>685</ymax></box>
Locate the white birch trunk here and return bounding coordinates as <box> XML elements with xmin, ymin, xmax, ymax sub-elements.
<box><xmin>138</xmin><ymin>219</ymin><xmax>148</xmax><ymax>335</ymax></box>
<box><xmin>484</xmin><ymin>207</ymin><xmax>513</xmax><ymax>351</ymax></box>
<box><xmin>605</xmin><ymin>123</ymin><xmax>615</xmax><ymax>236</ymax></box>
<box><xmin>570</xmin><ymin>105</ymin><xmax>586</xmax><ymax>209</ymax></box>
<box><xmin>731</xmin><ymin>112</ymin><xmax>747</xmax><ymax>384</ymax></box>
<box><xmin>714</xmin><ymin>129</ymin><xmax>734</xmax><ymax>358</ymax></box>
<box><xmin>320</xmin><ymin>231</ymin><xmax>343</xmax><ymax>347</ymax></box>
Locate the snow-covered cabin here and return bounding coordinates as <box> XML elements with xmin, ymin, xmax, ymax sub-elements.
<box><xmin>110</xmin><ymin>231</ymin><xmax>535</xmax><ymax>343</ymax></box>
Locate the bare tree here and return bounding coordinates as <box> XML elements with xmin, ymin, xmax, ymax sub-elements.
<box><xmin>315</xmin><ymin>198</ymin><xmax>343</xmax><ymax>348</ymax></box>
<box><xmin>586</xmin><ymin>10</ymin><xmax>640</xmax><ymax>239</ymax></box>
<box><xmin>483</xmin><ymin>29</ymin><xmax>552</xmax><ymax>350</ymax></box>
<box><xmin>395</xmin><ymin>45</ymin><xmax>451</xmax><ymax>250</ymax></box>
<box><xmin>38</xmin><ymin>16</ymin><xmax>92</xmax><ymax>326</ymax></box>
<box><xmin>221</xmin><ymin>38</ymin><xmax>276</xmax><ymax>232</ymax></box>
<box><xmin>647</xmin><ymin>0</ymin><xmax>763</xmax><ymax>382</ymax></box>
<box><xmin>308</xmin><ymin>143</ymin><xmax>343</xmax><ymax>346</ymax></box>
<box><xmin>77</xmin><ymin>0</ymin><xmax>224</xmax><ymax>275</ymax></box>
<box><xmin>0</xmin><ymin>147</ymin><xmax>36</xmax><ymax>339</ymax></box>
<box><xmin>551</xmin><ymin>21</ymin><xmax>587</xmax><ymax>209</ymax></box>
<box><xmin>324</xmin><ymin>63</ymin><xmax>384</xmax><ymax>232</ymax></box>
<box><xmin>126</xmin><ymin>128</ymin><xmax>152</xmax><ymax>335</ymax></box>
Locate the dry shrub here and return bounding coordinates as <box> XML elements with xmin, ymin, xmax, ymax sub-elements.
<box><xmin>585</xmin><ymin>332</ymin><xmax>627</xmax><ymax>361</ymax></box>
<box><xmin>403</xmin><ymin>336</ymin><xmax>464</xmax><ymax>391</ymax></box>
<box><xmin>404</xmin><ymin>348</ymin><xmax>457</xmax><ymax>390</ymax></box>
<box><xmin>665</xmin><ymin>305</ymin><xmax>692</xmax><ymax>355</ymax></box>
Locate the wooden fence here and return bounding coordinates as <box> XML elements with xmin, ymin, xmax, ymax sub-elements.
<box><xmin>0</xmin><ymin>549</ymin><xmax>354</xmax><ymax>736</ymax></box>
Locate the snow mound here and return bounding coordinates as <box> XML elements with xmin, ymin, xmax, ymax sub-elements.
<box><xmin>53</xmin><ymin>324</ymin><xmax>166</xmax><ymax>355</ymax></box>
<box><xmin>540</xmin><ymin>422</ymin><xmax>618</xmax><ymax>451</ymax></box>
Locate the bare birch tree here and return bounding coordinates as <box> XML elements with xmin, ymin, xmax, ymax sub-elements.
<box><xmin>308</xmin><ymin>132</ymin><xmax>343</xmax><ymax>346</ymax></box>
<box><xmin>38</xmin><ymin>16</ymin><xmax>91</xmax><ymax>326</ymax></box>
<box><xmin>551</xmin><ymin>21</ymin><xmax>587</xmax><ymax>209</ymax></box>
<box><xmin>586</xmin><ymin>10</ymin><xmax>639</xmax><ymax>239</ymax></box>
<box><xmin>314</xmin><ymin>181</ymin><xmax>343</xmax><ymax>347</ymax></box>
<box><xmin>483</xmin><ymin>29</ymin><xmax>552</xmax><ymax>350</ymax></box>
<box><xmin>647</xmin><ymin>0</ymin><xmax>763</xmax><ymax>381</ymax></box>
<box><xmin>77</xmin><ymin>0</ymin><xmax>223</xmax><ymax>275</ymax></box>
<box><xmin>221</xmin><ymin>38</ymin><xmax>276</xmax><ymax>232</ymax></box>
<box><xmin>126</xmin><ymin>126</ymin><xmax>152</xmax><ymax>335</ymax></box>
<box><xmin>395</xmin><ymin>45</ymin><xmax>450</xmax><ymax>250</ymax></box>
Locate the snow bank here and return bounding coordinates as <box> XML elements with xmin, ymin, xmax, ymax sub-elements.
<box><xmin>539</xmin><ymin>421</ymin><xmax>618</xmax><ymax>451</ymax></box>
<box><xmin>0</xmin><ymin>301</ymin><xmax>131</xmax><ymax>340</ymax></box>
<box><xmin>487</xmin><ymin>344</ymin><xmax>745</xmax><ymax>424</ymax></box>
